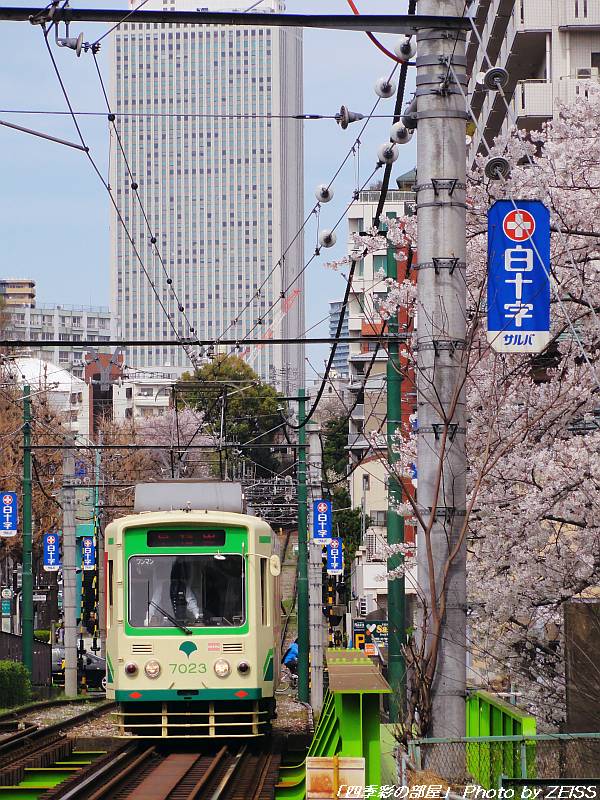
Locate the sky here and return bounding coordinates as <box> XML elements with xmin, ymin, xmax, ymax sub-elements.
<box><xmin>0</xmin><ymin>0</ymin><xmax>415</xmax><ymax>376</ymax></box>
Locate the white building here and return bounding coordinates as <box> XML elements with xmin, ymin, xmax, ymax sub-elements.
<box><xmin>112</xmin><ymin>373</ymin><xmax>174</xmax><ymax>422</ymax></box>
<box><xmin>110</xmin><ymin>0</ymin><xmax>304</xmax><ymax>389</ymax></box>
<box><xmin>346</xmin><ymin>188</ymin><xmax>413</xmax><ymax>520</ymax></box>
<box><xmin>9</xmin><ymin>357</ymin><xmax>91</xmax><ymax>439</ymax></box>
<box><xmin>9</xmin><ymin>304</ymin><xmax>115</xmax><ymax>380</ymax></box>
<box><xmin>468</xmin><ymin>0</ymin><xmax>600</xmax><ymax>161</ymax></box>
<box><xmin>344</xmin><ymin>187</ymin><xmax>417</xmax><ymax>621</ymax></box>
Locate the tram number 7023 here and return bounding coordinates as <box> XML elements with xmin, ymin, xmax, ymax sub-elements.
<box><xmin>169</xmin><ymin>663</ymin><xmax>208</xmax><ymax>674</ymax></box>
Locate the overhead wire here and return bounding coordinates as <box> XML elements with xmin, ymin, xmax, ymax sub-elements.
<box><xmin>91</xmin><ymin>51</ymin><xmax>197</xmax><ymax>343</ymax></box>
<box><xmin>39</xmin><ymin>25</ymin><xmax>201</xmax><ymax>370</ymax></box>
<box><xmin>215</xmin><ymin>61</ymin><xmax>401</xmax><ymax>347</ymax></box>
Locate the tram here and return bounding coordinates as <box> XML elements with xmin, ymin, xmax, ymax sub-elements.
<box><xmin>105</xmin><ymin>481</ymin><xmax>281</xmax><ymax>738</ymax></box>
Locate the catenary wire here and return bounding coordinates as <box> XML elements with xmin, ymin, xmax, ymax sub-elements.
<box><xmin>39</xmin><ymin>27</ymin><xmax>201</xmax><ymax>370</ymax></box>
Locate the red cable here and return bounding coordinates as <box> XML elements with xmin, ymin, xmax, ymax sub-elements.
<box><xmin>346</xmin><ymin>0</ymin><xmax>405</xmax><ymax>64</ymax></box>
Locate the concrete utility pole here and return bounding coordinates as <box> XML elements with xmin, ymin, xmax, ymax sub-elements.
<box><xmin>415</xmin><ymin>0</ymin><xmax>468</xmax><ymax>737</ymax></box>
<box><xmin>62</xmin><ymin>449</ymin><xmax>78</xmax><ymax>697</ymax></box>
<box><xmin>307</xmin><ymin>421</ymin><xmax>324</xmax><ymax>712</ymax></box>
<box><xmin>21</xmin><ymin>385</ymin><xmax>33</xmax><ymax>676</ymax></box>
<box><xmin>296</xmin><ymin>389</ymin><xmax>309</xmax><ymax>703</ymax></box>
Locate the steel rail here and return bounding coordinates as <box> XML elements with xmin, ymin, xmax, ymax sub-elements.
<box><xmin>208</xmin><ymin>746</ymin><xmax>247</xmax><ymax>800</ymax></box>
<box><xmin>1</xmin><ymin>8</ymin><xmax>469</xmax><ymax>33</ymax></box>
<box><xmin>185</xmin><ymin>746</ymin><xmax>228</xmax><ymax>800</ymax></box>
<box><xmin>53</xmin><ymin>745</ymin><xmax>154</xmax><ymax>800</ymax></box>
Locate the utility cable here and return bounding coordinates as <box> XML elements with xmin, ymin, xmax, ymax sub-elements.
<box><xmin>39</xmin><ymin>27</ymin><xmax>201</xmax><ymax>370</ymax></box>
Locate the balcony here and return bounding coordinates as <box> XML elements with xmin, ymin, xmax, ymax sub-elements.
<box><xmin>560</xmin><ymin>0</ymin><xmax>600</xmax><ymax>26</ymax></box>
<box><xmin>353</xmin><ymin>403</ymin><xmax>365</xmax><ymax>420</ymax></box>
<box><xmin>510</xmin><ymin>79</ymin><xmax>553</xmax><ymax>117</ymax></box>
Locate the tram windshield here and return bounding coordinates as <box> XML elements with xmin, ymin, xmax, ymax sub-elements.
<box><xmin>128</xmin><ymin>555</ymin><xmax>245</xmax><ymax>629</ymax></box>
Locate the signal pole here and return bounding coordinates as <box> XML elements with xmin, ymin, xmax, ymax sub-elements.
<box><xmin>386</xmin><ymin>235</ymin><xmax>405</xmax><ymax>723</ymax></box>
<box><xmin>415</xmin><ymin>0</ymin><xmax>468</xmax><ymax>736</ymax></box>
<box><xmin>21</xmin><ymin>385</ymin><xmax>33</xmax><ymax>676</ymax></box>
<box><xmin>296</xmin><ymin>389</ymin><xmax>309</xmax><ymax>703</ymax></box>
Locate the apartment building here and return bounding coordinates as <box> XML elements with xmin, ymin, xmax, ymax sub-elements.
<box><xmin>468</xmin><ymin>0</ymin><xmax>600</xmax><ymax>160</ymax></box>
<box><xmin>0</xmin><ymin>278</ymin><xmax>35</xmax><ymax>308</ymax></box>
<box><xmin>9</xmin><ymin>305</ymin><xmax>115</xmax><ymax>380</ymax></box>
<box><xmin>345</xmin><ymin>188</ymin><xmax>417</xmax><ymax>620</ymax></box>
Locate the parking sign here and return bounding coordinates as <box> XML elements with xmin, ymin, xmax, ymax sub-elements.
<box><xmin>487</xmin><ymin>200</ymin><xmax>551</xmax><ymax>353</ymax></box>
<box><xmin>312</xmin><ymin>499</ymin><xmax>332</xmax><ymax>544</ymax></box>
<box><xmin>0</xmin><ymin>493</ymin><xmax>17</xmax><ymax>537</ymax></box>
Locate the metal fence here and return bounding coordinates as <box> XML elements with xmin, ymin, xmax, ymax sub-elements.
<box><xmin>408</xmin><ymin>734</ymin><xmax>600</xmax><ymax>789</ymax></box>
<box><xmin>0</xmin><ymin>631</ymin><xmax>51</xmax><ymax>686</ymax></box>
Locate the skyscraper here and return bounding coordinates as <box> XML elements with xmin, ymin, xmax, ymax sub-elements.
<box><xmin>110</xmin><ymin>0</ymin><xmax>304</xmax><ymax>387</ymax></box>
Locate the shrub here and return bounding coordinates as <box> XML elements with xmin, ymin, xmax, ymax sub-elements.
<box><xmin>0</xmin><ymin>661</ymin><xmax>31</xmax><ymax>708</ymax></box>
<box><xmin>34</xmin><ymin>630</ymin><xmax>50</xmax><ymax>643</ymax></box>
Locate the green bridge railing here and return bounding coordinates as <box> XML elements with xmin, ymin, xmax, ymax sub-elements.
<box><xmin>275</xmin><ymin>650</ymin><xmax>391</xmax><ymax>800</ymax></box>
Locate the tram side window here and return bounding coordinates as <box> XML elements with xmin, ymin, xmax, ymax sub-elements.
<box><xmin>108</xmin><ymin>560</ymin><xmax>114</xmax><ymax>627</ymax></box>
<box><xmin>260</xmin><ymin>558</ymin><xmax>268</xmax><ymax>626</ymax></box>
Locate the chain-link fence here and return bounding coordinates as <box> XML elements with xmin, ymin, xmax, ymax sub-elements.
<box><xmin>407</xmin><ymin>734</ymin><xmax>600</xmax><ymax>790</ymax></box>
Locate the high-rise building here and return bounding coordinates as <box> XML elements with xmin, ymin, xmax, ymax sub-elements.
<box><xmin>328</xmin><ymin>299</ymin><xmax>349</xmax><ymax>378</ymax></box>
<box><xmin>467</xmin><ymin>0</ymin><xmax>600</xmax><ymax>162</ymax></box>
<box><xmin>110</xmin><ymin>0</ymin><xmax>304</xmax><ymax>388</ymax></box>
<box><xmin>0</xmin><ymin>278</ymin><xmax>35</xmax><ymax>308</ymax></box>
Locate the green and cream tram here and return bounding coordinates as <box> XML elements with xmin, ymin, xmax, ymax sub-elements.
<box><xmin>105</xmin><ymin>481</ymin><xmax>281</xmax><ymax>738</ymax></box>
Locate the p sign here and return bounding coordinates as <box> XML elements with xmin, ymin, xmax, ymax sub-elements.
<box><xmin>312</xmin><ymin>499</ymin><xmax>332</xmax><ymax>545</ymax></box>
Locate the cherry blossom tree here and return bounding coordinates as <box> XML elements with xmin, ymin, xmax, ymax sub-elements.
<box><xmin>328</xmin><ymin>87</ymin><xmax>600</xmax><ymax>733</ymax></box>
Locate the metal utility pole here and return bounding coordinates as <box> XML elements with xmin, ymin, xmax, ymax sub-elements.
<box><xmin>416</xmin><ymin>0</ymin><xmax>468</xmax><ymax>736</ymax></box>
<box><xmin>296</xmin><ymin>389</ymin><xmax>309</xmax><ymax>704</ymax></box>
<box><xmin>21</xmin><ymin>385</ymin><xmax>33</xmax><ymax>676</ymax></box>
<box><xmin>307</xmin><ymin>421</ymin><xmax>324</xmax><ymax>712</ymax></box>
<box><xmin>386</xmin><ymin>236</ymin><xmax>406</xmax><ymax>723</ymax></box>
<box><xmin>62</xmin><ymin>449</ymin><xmax>78</xmax><ymax>697</ymax></box>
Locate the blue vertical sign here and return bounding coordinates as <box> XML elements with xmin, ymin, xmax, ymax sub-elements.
<box><xmin>326</xmin><ymin>537</ymin><xmax>344</xmax><ymax>576</ymax></box>
<box><xmin>487</xmin><ymin>200</ymin><xmax>551</xmax><ymax>353</ymax></box>
<box><xmin>312</xmin><ymin>499</ymin><xmax>332</xmax><ymax>544</ymax></box>
<box><xmin>43</xmin><ymin>533</ymin><xmax>61</xmax><ymax>572</ymax></box>
<box><xmin>0</xmin><ymin>493</ymin><xmax>17</xmax><ymax>538</ymax></box>
<box><xmin>81</xmin><ymin>537</ymin><xmax>96</xmax><ymax>571</ymax></box>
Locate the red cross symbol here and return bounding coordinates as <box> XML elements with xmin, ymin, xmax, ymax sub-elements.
<box><xmin>503</xmin><ymin>209</ymin><xmax>535</xmax><ymax>241</ymax></box>
<box><xmin>2</xmin><ymin>495</ymin><xmax>13</xmax><ymax>505</ymax></box>
<box><xmin>317</xmin><ymin>502</ymin><xmax>328</xmax><ymax>513</ymax></box>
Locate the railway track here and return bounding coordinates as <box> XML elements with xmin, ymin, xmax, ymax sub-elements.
<box><xmin>40</xmin><ymin>744</ymin><xmax>281</xmax><ymax>800</ymax></box>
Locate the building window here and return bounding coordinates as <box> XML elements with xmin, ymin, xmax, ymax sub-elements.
<box><xmin>371</xmin><ymin>511</ymin><xmax>387</xmax><ymax>527</ymax></box>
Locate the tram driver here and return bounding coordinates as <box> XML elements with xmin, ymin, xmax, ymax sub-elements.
<box><xmin>145</xmin><ymin>557</ymin><xmax>203</xmax><ymax>625</ymax></box>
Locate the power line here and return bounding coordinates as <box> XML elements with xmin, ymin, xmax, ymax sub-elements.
<box><xmin>0</xmin><ymin>335</ymin><xmax>409</xmax><ymax>347</ymax></box>
<box><xmin>38</xmin><ymin>25</ymin><xmax>202</xmax><ymax>371</ymax></box>
<box><xmin>0</xmin><ymin>108</ymin><xmax>405</xmax><ymax>121</ymax></box>
<box><xmin>91</xmin><ymin>50</ymin><xmax>197</xmax><ymax>344</ymax></box>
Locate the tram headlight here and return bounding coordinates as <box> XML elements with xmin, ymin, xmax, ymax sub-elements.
<box><xmin>144</xmin><ymin>660</ymin><xmax>161</xmax><ymax>679</ymax></box>
<box><xmin>124</xmin><ymin>662</ymin><xmax>138</xmax><ymax>676</ymax></box>
<box><xmin>214</xmin><ymin>658</ymin><xmax>231</xmax><ymax>678</ymax></box>
<box><xmin>237</xmin><ymin>661</ymin><xmax>251</xmax><ymax>675</ymax></box>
